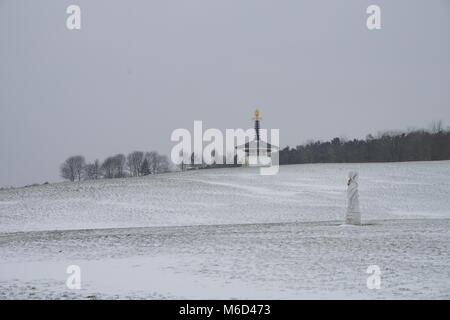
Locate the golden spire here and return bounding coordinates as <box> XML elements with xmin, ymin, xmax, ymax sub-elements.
<box><xmin>253</xmin><ymin>109</ymin><xmax>261</xmax><ymax>121</ymax></box>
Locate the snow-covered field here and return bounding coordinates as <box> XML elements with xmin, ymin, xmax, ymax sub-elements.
<box><xmin>1</xmin><ymin>161</ymin><xmax>450</xmax><ymax>299</ymax></box>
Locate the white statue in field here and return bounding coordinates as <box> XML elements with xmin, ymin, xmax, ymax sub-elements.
<box><xmin>346</xmin><ymin>171</ymin><xmax>361</xmax><ymax>225</ymax></box>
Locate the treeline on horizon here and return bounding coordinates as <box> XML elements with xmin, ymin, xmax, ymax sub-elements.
<box><xmin>58</xmin><ymin>121</ymin><xmax>450</xmax><ymax>183</ymax></box>
<box><xmin>60</xmin><ymin>151</ymin><xmax>170</xmax><ymax>182</ymax></box>
<box><xmin>279</xmin><ymin>121</ymin><xmax>450</xmax><ymax>165</ymax></box>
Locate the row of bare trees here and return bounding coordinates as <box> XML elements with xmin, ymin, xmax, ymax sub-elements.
<box><xmin>60</xmin><ymin>151</ymin><xmax>171</xmax><ymax>182</ymax></box>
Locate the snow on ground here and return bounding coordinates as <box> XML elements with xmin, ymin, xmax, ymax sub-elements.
<box><xmin>0</xmin><ymin>161</ymin><xmax>450</xmax><ymax>299</ymax></box>
<box><xmin>1</xmin><ymin>161</ymin><xmax>450</xmax><ymax>233</ymax></box>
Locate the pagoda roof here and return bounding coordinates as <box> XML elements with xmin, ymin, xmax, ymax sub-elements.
<box><xmin>236</xmin><ymin>139</ymin><xmax>278</xmax><ymax>153</ymax></box>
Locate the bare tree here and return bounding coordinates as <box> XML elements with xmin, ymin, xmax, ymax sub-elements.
<box><xmin>101</xmin><ymin>156</ymin><xmax>116</xmax><ymax>179</ymax></box>
<box><xmin>144</xmin><ymin>151</ymin><xmax>158</xmax><ymax>174</ymax></box>
<box><xmin>93</xmin><ymin>159</ymin><xmax>101</xmax><ymax>178</ymax></box>
<box><xmin>60</xmin><ymin>163</ymin><xmax>75</xmax><ymax>182</ymax></box>
<box><xmin>127</xmin><ymin>151</ymin><xmax>144</xmax><ymax>177</ymax></box>
<box><xmin>154</xmin><ymin>154</ymin><xmax>170</xmax><ymax>173</ymax></box>
<box><xmin>74</xmin><ymin>156</ymin><xmax>85</xmax><ymax>181</ymax></box>
<box><xmin>114</xmin><ymin>154</ymin><xmax>126</xmax><ymax>178</ymax></box>
<box><xmin>84</xmin><ymin>159</ymin><xmax>101</xmax><ymax>180</ymax></box>
<box><xmin>143</xmin><ymin>151</ymin><xmax>171</xmax><ymax>174</ymax></box>
<box><xmin>101</xmin><ymin>154</ymin><xmax>126</xmax><ymax>178</ymax></box>
<box><xmin>140</xmin><ymin>158</ymin><xmax>151</xmax><ymax>176</ymax></box>
<box><xmin>60</xmin><ymin>155</ymin><xmax>85</xmax><ymax>181</ymax></box>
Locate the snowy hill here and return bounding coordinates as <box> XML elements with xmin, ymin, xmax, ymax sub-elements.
<box><xmin>1</xmin><ymin>161</ymin><xmax>450</xmax><ymax>233</ymax></box>
<box><xmin>1</xmin><ymin>161</ymin><xmax>450</xmax><ymax>299</ymax></box>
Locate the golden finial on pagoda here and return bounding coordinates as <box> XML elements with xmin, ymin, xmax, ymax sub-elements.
<box><xmin>253</xmin><ymin>109</ymin><xmax>261</xmax><ymax>121</ymax></box>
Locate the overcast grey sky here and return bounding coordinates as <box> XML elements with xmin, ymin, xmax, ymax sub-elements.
<box><xmin>1</xmin><ymin>0</ymin><xmax>450</xmax><ymax>187</ymax></box>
